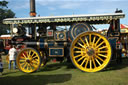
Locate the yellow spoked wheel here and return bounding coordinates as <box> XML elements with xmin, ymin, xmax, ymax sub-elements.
<box><xmin>17</xmin><ymin>48</ymin><xmax>41</xmax><ymax>73</ymax></box>
<box><xmin>70</xmin><ymin>31</ymin><xmax>112</xmax><ymax>72</ymax></box>
<box><xmin>39</xmin><ymin>51</ymin><xmax>47</xmax><ymax>67</ymax></box>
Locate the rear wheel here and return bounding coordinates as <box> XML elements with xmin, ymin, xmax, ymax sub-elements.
<box><xmin>17</xmin><ymin>48</ymin><xmax>41</xmax><ymax>73</ymax></box>
<box><xmin>69</xmin><ymin>23</ymin><xmax>93</xmax><ymax>40</ymax></box>
<box><xmin>39</xmin><ymin>51</ymin><xmax>47</xmax><ymax>67</ymax></box>
<box><xmin>70</xmin><ymin>31</ymin><xmax>112</xmax><ymax>72</ymax></box>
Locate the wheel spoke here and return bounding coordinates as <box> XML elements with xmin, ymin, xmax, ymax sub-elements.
<box><xmin>95</xmin><ymin>37</ymin><xmax>101</xmax><ymax>45</ymax></box>
<box><xmin>28</xmin><ymin>64</ymin><xmax>31</xmax><ymax>71</ymax></box>
<box><xmin>98</xmin><ymin>46</ymin><xmax>107</xmax><ymax>50</ymax></box>
<box><xmin>20</xmin><ymin>62</ymin><xmax>26</xmax><ymax>66</ymax></box>
<box><xmin>19</xmin><ymin>59</ymin><xmax>25</xmax><ymax>62</ymax></box>
<box><xmin>26</xmin><ymin>51</ymin><xmax>29</xmax><ymax>57</ymax></box>
<box><xmin>77</xmin><ymin>56</ymin><xmax>85</xmax><ymax>62</ymax></box>
<box><xmin>92</xmin><ymin>36</ymin><xmax>96</xmax><ymax>46</ymax></box>
<box><xmin>80</xmin><ymin>38</ymin><xmax>85</xmax><ymax>45</ymax></box>
<box><xmin>29</xmin><ymin>64</ymin><xmax>33</xmax><ymax>71</ymax></box>
<box><xmin>32</xmin><ymin>56</ymin><xmax>38</xmax><ymax>59</ymax></box>
<box><xmin>92</xmin><ymin>57</ymin><xmax>96</xmax><ymax>68</ymax></box>
<box><xmin>31</xmin><ymin>52</ymin><xmax>35</xmax><ymax>58</ymax></box>
<box><xmin>74</xmin><ymin>51</ymin><xmax>85</xmax><ymax>53</ymax></box>
<box><xmin>95</xmin><ymin>58</ymin><xmax>101</xmax><ymax>66</ymax></box>
<box><xmin>33</xmin><ymin>59</ymin><xmax>39</xmax><ymax>62</ymax></box>
<box><xmin>22</xmin><ymin>53</ymin><xmax>27</xmax><ymax>58</ymax></box>
<box><xmin>98</xmin><ymin>54</ymin><xmax>107</xmax><ymax>58</ymax></box>
<box><xmin>28</xmin><ymin>50</ymin><xmax>32</xmax><ymax>58</ymax></box>
<box><xmin>77</xmin><ymin>42</ymin><xmax>86</xmax><ymax>49</ymax></box>
<box><xmin>32</xmin><ymin>60</ymin><xmax>38</xmax><ymax>65</ymax></box>
<box><xmin>23</xmin><ymin>63</ymin><xmax>27</xmax><ymax>69</ymax></box>
<box><xmin>85</xmin><ymin>37</ymin><xmax>89</xmax><ymax>46</ymax></box>
<box><xmin>85</xmin><ymin>58</ymin><xmax>89</xmax><ymax>68</ymax></box>
<box><xmin>90</xmin><ymin>59</ymin><xmax>92</xmax><ymax>69</ymax></box>
<box><xmin>30</xmin><ymin>63</ymin><xmax>36</xmax><ymax>68</ymax></box>
<box><xmin>95</xmin><ymin>55</ymin><xmax>104</xmax><ymax>62</ymax></box>
<box><xmin>20</xmin><ymin>56</ymin><xmax>25</xmax><ymax>59</ymax></box>
<box><xmin>74</xmin><ymin>54</ymin><xmax>82</xmax><ymax>58</ymax></box>
<box><xmin>74</xmin><ymin>46</ymin><xmax>83</xmax><ymax>50</ymax></box>
<box><xmin>96</xmin><ymin>41</ymin><xmax>105</xmax><ymax>48</ymax></box>
<box><xmin>97</xmin><ymin>51</ymin><xmax>107</xmax><ymax>53</ymax></box>
<box><xmin>89</xmin><ymin>34</ymin><xmax>91</xmax><ymax>45</ymax></box>
<box><xmin>28</xmin><ymin>65</ymin><xmax>31</xmax><ymax>70</ymax></box>
<box><xmin>26</xmin><ymin>63</ymin><xmax>29</xmax><ymax>70</ymax></box>
<box><xmin>31</xmin><ymin>61</ymin><xmax>38</xmax><ymax>68</ymax></box>
<box><xmin>80</xmin><ymin>58</ymin><xmax>87</xmax><ymax>66</ymax></box>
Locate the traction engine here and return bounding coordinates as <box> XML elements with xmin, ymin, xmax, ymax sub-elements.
<box><xmin>3</xmin><ymin>0</ymin><xmax>125</xmax><ymax>73</ymax></box>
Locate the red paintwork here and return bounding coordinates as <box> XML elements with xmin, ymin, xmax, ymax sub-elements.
<box><xmin>120</xmin><ymin>24</ymin><xmax>128</xmax><ymax>29</ymax></box>
<box><xmin>0</xmin><ymin>36</ymin><xmax>26</xmax><ymax>52</ymax></box>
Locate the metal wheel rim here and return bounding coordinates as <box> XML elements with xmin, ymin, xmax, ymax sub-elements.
<box><xmin>70</xmin><ymin>31</ymin><xmax>112</xmax><ymax>72</ymax></box>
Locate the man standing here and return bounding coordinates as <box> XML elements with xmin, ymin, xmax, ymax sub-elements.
<box><xmin>8</xmin><ymin>45</ymin><xmax>17</xmax><ymax>70</ymax></box>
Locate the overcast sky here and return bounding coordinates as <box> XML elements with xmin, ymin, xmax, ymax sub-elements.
<box><xmin>2</xmin><ymin>0</ymin><xmax>128</xmax><ymax>29</ymax></box>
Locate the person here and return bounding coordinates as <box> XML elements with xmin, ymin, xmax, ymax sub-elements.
<box><xmin>0</xmin><ymin>54</ymin><xmax>3</xmax><ymax>75</ymax></box>
<box><xmin>8</xmin><ymin>45</ymin><xmax>17</xmax><ymax>70</ymax></box>
<box><xmin>0</xmin><ymin>40</ymin><xmax>4</xmax><ymax>54</ymax></box>
<box><xmin>116</xmin><ymin>40</ymin><xmax>123</xmax><ymax>64</ymax></box>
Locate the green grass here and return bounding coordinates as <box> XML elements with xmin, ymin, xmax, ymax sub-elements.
<box><xmin>0</xmin><ymin>55</ymin><xmax>128</xmax><ymax>85</ymax></box>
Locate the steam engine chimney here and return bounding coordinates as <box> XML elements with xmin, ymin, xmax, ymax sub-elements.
<box><xmin>30</xmin><ymin>0</ymin><xmax>36</xmax><ymax>17</ymax></box>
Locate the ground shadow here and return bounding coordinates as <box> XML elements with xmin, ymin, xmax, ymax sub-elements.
<box><xmin>104</xmin><ymin>58</ymin><xmax>128</xmax><ymax>71</ymax></box>
<box><xmin>3</xmin><ymin>71</ymin><xmax>19</xmax><ymax>75</ymax></box>
<box><xmin>39</xmin><ymin>62</ymin><xmax>75</xmax><ymax>72</ymax></box>
<box><xmin>0</xmin><ymin>73</ymin><xmax>72</xmax><ymax>85</ymax></box>
<box><xmin>40</xmin><ymin>58</ymin><xmax>128</xmax><ymax>72</ymax></box>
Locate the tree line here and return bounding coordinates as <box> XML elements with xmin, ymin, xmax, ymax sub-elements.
<box><xmin>0</xmin><ymin>0</ymin><xmax>15</xmax><ymax>35</ymax></box>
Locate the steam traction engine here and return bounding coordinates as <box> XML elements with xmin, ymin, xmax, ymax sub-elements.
<box><xmin>3</xmin><ymin>10</ymin><xmax>125</xmax><ymax>73</ymax></box>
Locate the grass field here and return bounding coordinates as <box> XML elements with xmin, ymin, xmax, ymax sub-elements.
<box><xmin>0</xmin><ymin>55</ymin><xmax>128</xmax><ymax>85</ymax></box>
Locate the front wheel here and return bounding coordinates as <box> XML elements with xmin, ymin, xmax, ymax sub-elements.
<box><xmin>70</xmin><ymin>31</ymin><xmax>112</xmax><ymax>72</ymax></box>
<box><xmin>17</xmin><ymin>48</ymin><xmax>41</xmax><ymax>73</ymax></box>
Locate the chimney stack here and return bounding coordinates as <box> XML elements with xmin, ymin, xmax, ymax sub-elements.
<box><xmin>30</xmin><ymin>0</ymin><xmax>36</xmax><ymax>17</ymax></box>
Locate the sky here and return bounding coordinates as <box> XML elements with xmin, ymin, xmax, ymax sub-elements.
<box><xmin>1</xmin><ymin>0</ymin><xmax>128</xmax><ymax>29</ymax></box>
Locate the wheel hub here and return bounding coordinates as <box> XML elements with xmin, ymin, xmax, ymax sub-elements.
<box><xmin>26</xmin><ymin>59</ymin><xmax>31</xmax><ymax>63</ymax></box>
<box><xmin>86</xmin><ymin>47</ymin><xmax>95</xmax><ymax>56</ymax></box>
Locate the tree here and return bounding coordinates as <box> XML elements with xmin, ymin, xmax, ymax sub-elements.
<box><xmin>0</xmin><ymin>0</ymin><xmax>15</xmax><ymax>35</ymax></box>
<box><xmin>0</xmin><ymin>0</ymin><xmax>8</xmax><ymax>8</ymax></box>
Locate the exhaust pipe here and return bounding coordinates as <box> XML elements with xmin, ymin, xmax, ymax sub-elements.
<box><xmin>30</xmin><ymin>0</ymin><xmax>36</xmax><ymax>39</ymax></box>
<box><xmin>30</xmin><ymin>0</ymin><xmax>36</xmax><ymax>17</ymax></box>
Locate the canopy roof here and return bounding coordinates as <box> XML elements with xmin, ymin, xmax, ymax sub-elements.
<box><xmin>3</xmin><ymin>13</ymin><xmax>125</xmax><ymax>25</ymax></box>
<box><xmin>120</xmin><ymin>24</ymin><xmax>128</xmax><ymax>29</ymax></box>
<box><xmin>0</xmin><ymin>35</ymin><xmax>11</xmax><ymax>39</ymax></box>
